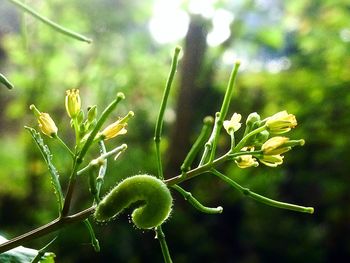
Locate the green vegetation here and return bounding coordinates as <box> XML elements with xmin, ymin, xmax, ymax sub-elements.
<box><xmin>0</xmin><ymin>0</ymin><xmax>349</xmax><ymax>262</ymax></box>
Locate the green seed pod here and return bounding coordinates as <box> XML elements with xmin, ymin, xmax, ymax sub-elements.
<box><xmin>94</xmin><ymin>174</ymin><xmax>173</xmax><ymax>229</ymax></box>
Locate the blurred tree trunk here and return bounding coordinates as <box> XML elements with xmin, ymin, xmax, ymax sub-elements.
<box><xmin>165</xmin><ymin>16</ymin><xmax>238</xmax><ymax>178</ymax></box>
<box><xmin>165</xmin><ymin>16</ymin><xmax>208</xmax><ymax>178</ymax></box>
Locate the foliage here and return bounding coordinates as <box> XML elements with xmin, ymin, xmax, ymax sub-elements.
<box><xmin>0</xmin><ymin>235</ymin><xmax>55</xmax><ymax>263</ymax></box>
<box><xmin>0</xmin><ymin>0</ymin><xmax>349</xmax><ymax>262</ymax></box>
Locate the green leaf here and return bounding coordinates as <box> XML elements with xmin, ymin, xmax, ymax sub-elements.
<box><xmin>25</xmin><ymin>126</ymin><xmax>64</xmax><ymax>213</ymax></box>
<box><xmin>0</xmin><ymin>235</ymin><xmax>55</xmax><ymax>263</ymax></box>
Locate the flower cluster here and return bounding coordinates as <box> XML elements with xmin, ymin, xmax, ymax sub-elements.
<box><xmin>224</xmin><ymin>110</ymin><xmax>304</xmax><ymax>168</ymax></box>
<box><xmin>30</xmin><ymin>89</ymin><xmax>133</xmax><ymax>144</ymax></box>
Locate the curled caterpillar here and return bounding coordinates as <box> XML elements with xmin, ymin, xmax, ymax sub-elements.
<box><xmin>94</xmin><ymin>174</ymin><xmax>173</xmax><ymax>229</ymax></box>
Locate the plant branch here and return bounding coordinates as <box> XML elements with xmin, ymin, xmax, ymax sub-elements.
<box><xmin>181</xmin><ymin>116</ymin><xmax>213</xmax><ymax>174</ymax></box>
<box><xmin>154</xmin><ymin>46</ymin><xmax>181</xmax><ymax>180</ymax></box>
<box><xmin>0</xmin><ymin>207</ymin><xmax>95</xmax><ymax>254</ymax></box>
<box><xmin>211</xmin><ymin>169</ymin><xmax>314</xmax><ymax>214</ymax></box>
<box><xmin>172</xmin><ymin>185</ymin><xmax>223</xmax><ymax>214</ymax></box>
<box><xmin>8</xmin><ymin>0</ymin><xmax>92</xmax><ymax>43</ymax></box>
<box><xmin>54</xmin><ymin>134</ymin><xmax>74</xmax><ymax>158</ymax></box>
<box><xmin>231</xmin><ymin>125</ymin><xmax>266</xmax><ymax>153</ymax></box>
<box><xmin>0</xmin><ymin>72</ymin><xmax>14</xmax><ymax>89</ymax></box>
<box><xmin>199</xmin><ymin>61</ymin><xmax>240</xmax><ymax>164</ymax></box>
<box><xmin>61</xmin><ymin>93</ymin><xmax>125</xmax><ymax>216</ymax></box>
<box><xmin>155</xmin><ymin>226</ymin><xmax>173</xmax><ymax>263</ymax></box>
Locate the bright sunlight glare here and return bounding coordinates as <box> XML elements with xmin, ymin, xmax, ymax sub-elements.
<box><xmin>149</xmin><ymin>0</ymin><xmax>231</xmax><ymax>46</ymax></box>
<box><xmin>149</xmin><ymin>0</ymin><xmax>189</xmax><ymax>44</ymax></box>
<box><xmin>207</xmin><ymin>9</ymin><xmax>234</xmax><ymax>47</ymax></box>
<box><xmin>188</xmin><ymin>0</ymin><xmax>216</xmax><ymax>18</ymax></box>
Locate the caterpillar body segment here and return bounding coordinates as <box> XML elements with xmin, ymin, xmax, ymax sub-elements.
<box><xmin>94</xmin><ymin>174</ymin><xmax>173</xmax><ymax>229</ymax></box>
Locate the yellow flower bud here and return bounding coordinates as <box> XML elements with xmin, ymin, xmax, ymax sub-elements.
<box><xmin>39</xmin><ymin>113</ymin><xmax>58</xmax><ymax>137</ymax></box>
<box><xmin>30</xmin><ymin>104</ymin><xmax>58</xmax><ymax>138</ymax></box>
<box><xmin>65</xmin><ymin>89</ymin><xmax>81</xmax><ymax>118</ymax></box>
<box><xmin>100</xmin><ymin>111</ymin><xmax>134</xmax><ymax>140</ymax></box>
<box><xmin>262</xmin><ymin>136</ymin><xmax>291</xmax><ymax>155</ymax></box>
<box><xmin>235</xmin><ymin>147</ymin><xmax>259</xmax><ymax>169</ymax></box>
<box><xmin>235</xmin><ymin>155</ymin><xmax>259</xmax><ymax>168</ymax></box>
<box><xmin>265</xmin><ymin>111</ymin><xmax>297</xmax><ymax>134</ymax></box>
<box><xmin>259</xmin><ymin>154</ymin><xmax>284</xmax><ymax>167</ymax></box>
<box><xmin>101</xmin><ymin>122</ymin><xmax>127</xmax><ymax>140</ymax></box>
<box><xmin>223</xmin><ymin>113</ymin><xmax>242</xmax><ymax>134</ymax></box>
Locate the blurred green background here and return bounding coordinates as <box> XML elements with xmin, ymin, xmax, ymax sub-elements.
<box><xmin>0</xmin><ymin>0</ymin><xmax>349</xmax><ymax>262</ymax></box>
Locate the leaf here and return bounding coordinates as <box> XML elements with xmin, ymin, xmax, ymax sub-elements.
<box><xmin>25</xmin><ymin>126</ymin><xmax>64</xmax><ymax>213</ymax></box>
<box><xmin>0</xmin><ymin>235</ymin><xmax>55</xmax><ymax>263</ymax></box>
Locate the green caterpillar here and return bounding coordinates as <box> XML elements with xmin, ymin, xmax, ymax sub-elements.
<box><xmin>94</xmin><ymin>174</ymin><xmax>173</xmax><ymax>229</ymax></box>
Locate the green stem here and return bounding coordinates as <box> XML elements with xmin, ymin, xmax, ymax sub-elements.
<box><xmin>61</xmin><ymin>159</ymin><xmax>79</xmax><ymax>216</ymax></box>
<box><xmin>154</xmin><ymin>46</ymin><xmax>181</xmax><ymax>179</ymax></box>
<box><xmin>172</xmin><ymin>185</ymin><xmax>223</xmax><ymax>214</ymax></box>
<box><xmin>19</xmin><ymin>2</ymin><xmax>28</xmax><ymax>50</ymax></box>
<box><xmin>165</xmin><ymin>149</ymin><xmax>264</xmax><ymax>186</ymax></box>
<box><xmin>232</xmin><ymin>125</ymin><xmax>266</xmax><ymax>153</ymax></box>
<box><xmin>181</xmin><ymin>116</ymin><xmax>213</xmax><ymax>174</ymax></box>
<box><xmin>208</xmin><ymin>112</ymin><xmax>221</xmax><ymax>163</ymax></box>
<box><xmin>199</xmin><ymin>114</ymin><xmax>221</xmax><ymax>166</ymax></box>
<box><xmin>77</xmin><ymin>144</ymin><xmax>127</xmax><ymax>177</ymax></box>
<box><xmin>198</xmin><ymin>142</ymin><xmax>211</xmax><ymax>166</ymax></box>
<box><xmin>166</xmin><ymin>153</ymin><xmax>229</xmax><ymax>185</ymax></box>
<box><xmin>218</xmin><ymin>61</ymin><xmax>241</xmax><ymax>123</ymax></box>
<box><xmin>200</xmin><ymin>61</ymin><xmax>240</xmax><ymax>165</ymax></box>
<box><xmin>78</xmin><ymin>92</ymin><xmax>125</xmax><ymax>162</ymax></box>
<box><xmin>0</xmin><ymin>73</ymin><xmax>14</xmax><ymax>89</ymax></box>
<box><xmin>0</xmin><ymin>206</ymin><xmax>95</xmax><ymax>253</ymax></box>
<box><xmin>61</xmin><ymin>94</ymin><xmax>124</xmax><ymax>216</ymax></box>
<box><xmin>54</xmin><ymin>134</ymin><xmax>74</xmax><ymax>158</ymax></box>
<box><xmin>96</xmin><ymin>141</ymin><xmax>107</xmax><ymax>200</ymax></box>
<box><xmin>155</xmin><ymin>226</ymin><xmax>173</xmax><ymax>263</ymax></box>
<box><xmin>230</xmin><ymin>131</ymin><xmax>235</xmax><ymax>150</ymax></box>
<box><xmin>88</xmin><ymin>167</ymin><xmax>98</xmax><ymax>202</ymax></box>
<box><xmin>30</xmin><ymin>236</ymin><xmax>58</xmax><ymax>263</ymax></box>
<box><xmin>73</xmin><ymin>117</ymin><xmax>80</xmax><ymax>147</ymax></box>
<box><xmin>83</xmin><ymin>219</ymin><xmax>100</xmax><ymax>252</ymax></box>
<box><xmin>8</xmin><ymin>0</ymin><xmax>92</xmax><ymax>43</ymax></box>
<box><xmin>211</xmin><ymin>169</ymin><xmax>314</xmax><ymax>214</ymax></box>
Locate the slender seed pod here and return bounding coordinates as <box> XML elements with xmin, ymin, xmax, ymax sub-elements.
<box><xmin>94</xmin><ymin>174</ymin><xmax>173</xmax><ymax>229</ymax></box>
